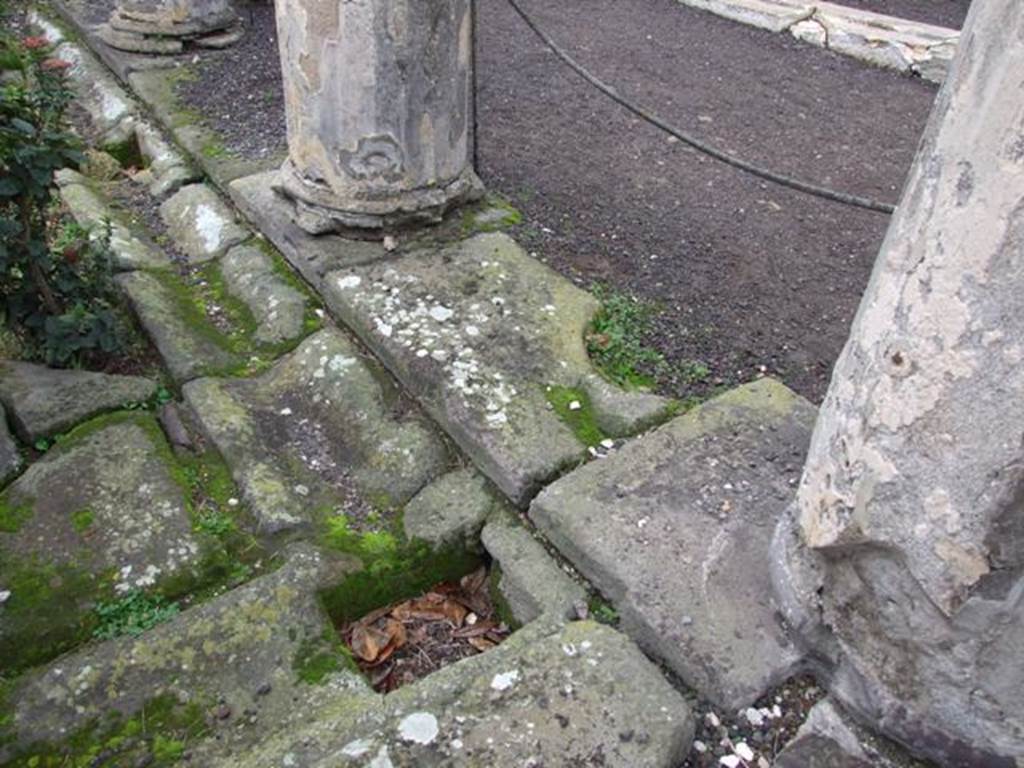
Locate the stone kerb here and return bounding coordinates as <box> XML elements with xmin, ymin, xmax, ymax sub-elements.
<box><xmin>677</xmin><ymin>0</ymin><xmax>959</xmax><ymax>82</ymax></box>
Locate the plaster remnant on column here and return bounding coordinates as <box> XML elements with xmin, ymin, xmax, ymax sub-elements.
<box><xmin>274</xmin><ymin>0</ymin><xmax>482</xmax><ymax>235</ymax></box>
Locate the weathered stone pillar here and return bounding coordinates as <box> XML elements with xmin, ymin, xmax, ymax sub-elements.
<box><xmin>273</xmin><ymin>0</ymin><xmax>483</xmax><ymax>234</ymax></box>
<box><xmin>101</xmin><ymin>0</ymin><xmax>241</xmax><ymax>54</ymax></box>
<box><xmin>775</xmin><ymin>1</ymin><xmax>1024</xmax><ymax>764</ymax></box>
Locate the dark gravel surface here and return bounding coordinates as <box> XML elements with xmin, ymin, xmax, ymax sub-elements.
<box><xmin>834</xmin><ymin>0</ymin><xmax>971</xmax><ymax>28</ymax></box>
<box><xmin>178</xmin><ymin>3</ymin><xmax>287</xmax><ymax>161</ymax></box>
<box><xmin>180</xmin><ymin>0</ymin><xmax>940</xmax><ymax>404</ymax></box>
<box><xmin>476</xmin><ymin>0</ymin><xmax>939</xmax><ymax>403</ymax></box>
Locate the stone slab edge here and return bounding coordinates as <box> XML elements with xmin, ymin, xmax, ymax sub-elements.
<box><xmin>676</xmin><ymin>0</ymin><xmax>959</xmax><ymax>82</ymax></box>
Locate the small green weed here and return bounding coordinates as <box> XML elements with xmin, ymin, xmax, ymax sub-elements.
<box><xmin>586</xmin><ymin>286</ymin><xmax>664</xmax><ymax>388</ymax></box>
<box><xmin>70</xmin><ymin>508</ymin><xmax>94</xmax><ymax>532</ymax></box>
<box><xmin>93</xmin><ymin>590</ymin><xmax>180</xmax><ymax>640</ymax></box>
<box><xmin>588</xmin><ymin>596</ymin><xmax>620</xmax><ymax>627</ymax></box>
<box><xmin>195</xmin><ymin>507</ymin><xmax>235</xmax><ymax>537</ymax></box>
<box><xmin>587</xmin><ymin>285</ymin><xmax>710</xmax><ymax>391</ymax></box>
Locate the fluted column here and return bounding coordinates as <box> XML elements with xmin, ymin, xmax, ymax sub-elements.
<box><xmin>273</xmin><ymin>0</ymin><xmax>482</xmax><ymax>234</ymax></box>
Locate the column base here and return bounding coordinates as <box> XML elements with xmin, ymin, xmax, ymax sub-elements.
<box><xmin>274</xmin><ymin>160</ymin><xmax>485</xmax><ymax>237</ymax></box>
<box><xmin>100</xmin><ymin>3</ymin><xmax>241</xmax><ymax>54</ymax></box>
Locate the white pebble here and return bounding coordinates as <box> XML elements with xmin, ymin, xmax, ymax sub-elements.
<box><xmin>0</xmin><ymin>590</ymin><xmax>9</xmax><ymax>604</ymax></box>
<box><xmin>735</xmin><ymin>742</ymin><xmax>755</xmax><ymax>761</ymax></box>
<box><xmin>719</xmin><ymin>756</ymin><xmax>741</xmax><ymax>768</ymax></box>
<box><xmin>568</xmin><ymin>400</ymin><xmax>582</xmax><ymax>411</ymax></box>
<box><xmin>693</xmin><ymin>740</ymin><xmax>707</xmax><ymax>753</ymax></box>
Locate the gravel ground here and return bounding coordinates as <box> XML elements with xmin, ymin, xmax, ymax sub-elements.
<box><xmin>178</xmin><ymin>3</ymin><xmax>287</xmax><ymax>161</ymax></box>
<box><xmin>835</xmin><ymin>0</ymin><xmax>971</xmax><ymax>28</ymax></box>
<box><xmin>179</xmin><ymin>0</ymin><xmax>940</xmax><ymax>405</ymax></box>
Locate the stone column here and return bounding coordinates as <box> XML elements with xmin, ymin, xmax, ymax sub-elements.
<box><xmin>273</xmin><ymin>0</ymin><xmax>483</xmax><ymax>234</ymax></box>
<box><xmin>775</xmin><ymin>0</ymin><xmax>1024</xmax><ymax>764</ymax></box>
<box><xmin>101</xmin><ymin>0</ymin><xmax>241</xmax><ymax>54</ymax></box>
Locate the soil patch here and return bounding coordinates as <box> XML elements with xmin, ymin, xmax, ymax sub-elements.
<box><xmin>341</xmin><ymin>566</ymin><xmax>511</xmax><ymax>693</ymax></box>
<box><xmin>832</xmin><ymin>0</ymin><xmax>971</xmax><ymax>28</ymax></box>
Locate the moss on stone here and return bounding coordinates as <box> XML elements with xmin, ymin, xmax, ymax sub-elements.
<box><xmin>487</xmin><ymin>562</ymin><xmax>521</xmax><ymax>631</ymax></box>
<box><xmin>0</xmin><ymin>693</ymin><xmax>208</xmax><ymax>767</ymax></box>
<box><xmin>0</xmin><ymin>556</ymin><xmax>108</xmax><ymax>676</ymax></box>
<box><xmin>0</xmin><ymin>501</ymin><xmax>32</xmax><ymax>534</ymax></box>
<box><xmin>70</xmin><ymin>509</ymin><xmax>94</xmax><ymax>533</ymax></box>
<box><xmin>100</xmin><ymin>134</ymin><xmax>143</xmax><ymax>169</ymax></box>
<box><xmin>292</xmin><ymin>631</ymin><xmax>357</xmax><ymax>685</ymax></box>
<box><xmin>0</xmin><ymin>411</ymin><xmax>265</xmax><ymax>674</ymax></box>
<box><xmin>318</xmin><ymin>513</ymin><xmax>484</xmax><ymax>625</ymax></box>
<box><xmin>545</xmin><ymin>386</ymin><xmax>607</xmax><ymax>447</ymax></box>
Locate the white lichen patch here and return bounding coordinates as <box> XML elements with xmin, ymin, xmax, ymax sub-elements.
<box><xmin>194</xmin><ymin>204</ymin><xmax>226</xmax><ymax>253</ymax></box>
<box><xmin>490</xmin><ymin>669</ymin><xmax>521</xmax><ymax>691</ymax></box>
<box><xmin>333</xmin><ymin>268</ymin><xmax>523</xmax><ymax>431</ymax></box>
<box><xmin>398</xmin><ymin>712</ymin><xmax>440</xmax><ymax>744</ymax></box>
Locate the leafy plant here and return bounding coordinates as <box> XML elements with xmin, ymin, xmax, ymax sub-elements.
<box><xmin>93</xmin><ymin>590</ymin><xmax>180</xmax><ymax>639</ymax></box>
<box><xmin>586</xmin><ymin>285</ymin><xmax>666</xmax><ymax>388</ymax></box>
<box><xmin>0</xmin><ymin>34</ymin><xmax>126</xmax><ymax>365</ymax></box>
<box><xmin>587</xmin><ymin>284</ymin><xmax>710</xmax><ymax>391</ymax></box>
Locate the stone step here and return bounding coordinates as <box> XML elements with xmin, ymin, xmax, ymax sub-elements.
<box><xmin>0</xmin><ymin>544</ymin><xmax>361</xmax><ymax>764</ymax></box>
<box><xmin>0</xmin><ymin>414</ymin><xmax>213</xmax><ymax>676</ymax></box>
<box><xmin>183</xmin><ymin>327</ymin><xmax>449</xmax><ymax>534</ymax></box>
<box><xmin>0</xmin><ymin>360</ymin><xmax>157</xmax><ymax>442</ymax></box>
<box><xmin>530</xmin><ymin>378</ymin><xmax>817</xmax><ymax>709</ymax></box>
<box><xmin>318</xmin><ymin>231</ymin><xmax>673</xmax><ymax>506</ymax></box>
<box><xmin>194</xmin><ymin>618</ymin><xmax>694</xmax><ymax>768</ymax></box>
<box><xmin>159</xmin><ymin>183</ymin><xmax>250</xmax><ymax>265</ymax></box>
<box><xmin>56</xmin><ymin>169</ymin><xmax>172</xmax><ymax>271</ymax></box>
<box><xmin>116</xmin><ymin>270</ymin><xmax>245</xmax><ymax>384</ymax></box>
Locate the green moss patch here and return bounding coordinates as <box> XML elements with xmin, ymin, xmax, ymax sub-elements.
<box><xmin>70</xmin><ymin>509</ymin><xmax>94</xmax><ymax>533</ymax></box>
<box><xmin>292</xmin><ymin>631</ymin><xmax>356</xmax><ymax>685</ymax></box>
<box><xmin>0</xmin><ymin>694</ymin><xmax>208</xmax><ymax>768</ymax></box>
<box><xmin>317</xmin><ymin>513</ymin><xmax>484</xmax><ymax>626</ymax></box>
<box><xmin>545</xmin><ymin>386</ymin><xmax>606</xmax><ymax>447</ymax></box>
<box><xmin>0</xmin><ymin>502</ymin><xmax>32</xmax><ymax>534</ymax></box>
<box><xmin>0</xmin><ymin>557</ymin><xmax>106</xmax><ymax>677</ymax></box>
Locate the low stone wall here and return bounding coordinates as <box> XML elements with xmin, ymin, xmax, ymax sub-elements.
<box><xmin>678</xmin><ymin>0</ymin><xmax>959</xmax><ymax>82</ymax></box>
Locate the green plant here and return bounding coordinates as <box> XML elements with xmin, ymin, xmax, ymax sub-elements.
<box><xmin>588</xmin><ymin>596</ymin><xmax>620</xmax><ymax>626</ymax></box>
<box><xmin>0</xmin><ymin>35</ymin><xmax>125</xmax><ymax>365</ymax></box>
<box><xmin>93</xmin><ymin>590</ymin><xmax>180</xmax><ymax>640</ymax></box>
<box><xmin>587</xmin><ymin>285</ymin><xmax>710</xmax><ymax>391</ymax></box>
<box><xmin>586</xmin><ymin>285</ymin><xmax>665</xmax><ymax>388</ymax></box>
<box><xmin>195</xmin><ymin>507</ymin><xmax>234</xmax><ymax>536</ymax></box>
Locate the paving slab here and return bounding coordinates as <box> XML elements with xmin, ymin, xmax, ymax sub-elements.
<box><xmin>195</xmin><ymin>619</ymin><xmax>694</xmax><ymax>767</ymax></box>
<box><xmin>116</xmin><ymin>270</ymin><xmax>243</xmax><ymax>383</ymax></box>
<box><xmin>220</xmin><ymin>242</ymin><xmax>309</xmax><ymax>346</ymax></box>
<box><xmin>0</xmin><ymin>360</ymin><xmax>157</xmax><ymax>442</ymax></box>
<box><xmin>321</xmin><ymin>231</ymin><xmax>673</xmax><ymax>505</ymax></box>
<box><xmin>183</xmin><ymin>327</ymin><xmax>448</xmax><ymax>534</ymax></box>
<box><xmin>0</xmin><ymin>415</ymin><xmax>207</xmax><ymax>675</ymax></box>
<box><xmin>0</xmin><ymin>544</ymin><xmax>365</xmax><ymax>762</ymax></box>
<box><xmin>160</xmin><ymin>183</ymin><xmax>250</xmax><ymax>264</ymax></box>
<box><xmin>531</xmin><ymin>378</ymin><xmax>816</xmax><ymax>709</ymax></box>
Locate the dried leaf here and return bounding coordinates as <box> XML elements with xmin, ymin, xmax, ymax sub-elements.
<box><xmin>468</xmin><ymin>637</ymin><xmax>496</xmax><ymax>652</ymax></box>
<box><xmin>350</xmin><ymin>623</ymin><xmax>390</xmax><ymax>662</ymax></box>
<box><xmin>460</xmin><ymin>566</ymin><xmax>488</xmax><ymax>595</ymax></box>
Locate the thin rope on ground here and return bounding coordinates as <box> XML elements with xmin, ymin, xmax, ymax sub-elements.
<box><xmin>503</xmin><ymin>0</ymin><xmax>898</xmax><ymax>215</ymax></box>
